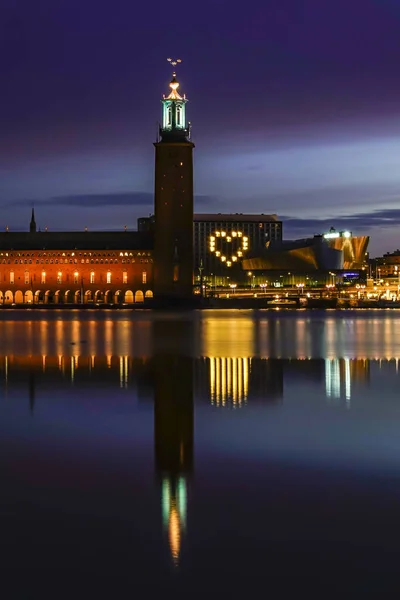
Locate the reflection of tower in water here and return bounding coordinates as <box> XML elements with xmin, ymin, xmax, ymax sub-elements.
<box><xmin>154</xmin><ymin>354</ymin><xmax>193</xmax><ymax>566</ymax></box>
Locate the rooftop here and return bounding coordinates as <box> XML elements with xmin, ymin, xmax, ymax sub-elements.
<box><xmin>0</xmin><ymin>230</ymin><xmax>154</xmax><ymax>251</ymax></box>
<box><xmin>193</xmin><ymin>213</ymin><xmax>280</xmax><ymax>222</ymax></box>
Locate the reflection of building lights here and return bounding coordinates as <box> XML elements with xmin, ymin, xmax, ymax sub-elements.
<box><xmin>209</xmin><ymin>356</ymin><xmax>250</xmax><ymax>407</ymax></box>
<box><xmin>325</xmin><ymin>358</ymin><xmax>340</xmax><ymax>399</ymax></box>
<box><xmin>345</xmin><ymin>358</ymin><xmax>351</xmax><ymax>405</ymax></box>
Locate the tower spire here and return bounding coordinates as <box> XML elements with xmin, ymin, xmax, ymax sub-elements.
<box><xmin>160</xmin><ymin>59</ymin><xmax>189</xmax><ymax>142</ymax></box>
<box><xmin>30</xmin><ymin>207</ymin><xmax>36</xmax><ymax>233</ymax></box>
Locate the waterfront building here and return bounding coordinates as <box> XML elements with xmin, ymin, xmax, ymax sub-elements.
<box><xmin>193</xmin><ymin>213</ymin><xmax>282</xmax><ymax>278</ymax></box>
<box><xmin>0</xmin><ymin>212</ymin><xmax>154</xmax><ymax>304</ymax></box>
<box><xmin>242</xmin><ymin>228</ymin><xmax>369</xmax><ymax>286</ymax></box>
<box><xmin>373</xmin><ymin>250</ymin><xmax>400</xmax><ymax>279</ymax></box>
<box><xmin>0</xmin><ymin>67</ymin><xmax>194</xmax><ymax>305</ymax></box>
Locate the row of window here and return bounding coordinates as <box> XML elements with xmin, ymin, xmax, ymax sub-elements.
<box><xmin>7</xmin><ymin>271</ymin><xmax>148</xmax><ymax>285</ymax></box>
<box><xmin>1</xmin><ymin>258</ymin><xmax>151</xmax><ymax>265</ymax></box>
<box><xmin>0</xmin><ymin>251</ymin><xmax>152</xmax><ymax>258</ymax></box>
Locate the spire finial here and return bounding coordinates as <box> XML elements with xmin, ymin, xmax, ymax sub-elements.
<box><xmin>30</xmin><ymin>206</ymin><xmax>37</xmax><ymax>233</ymax></box>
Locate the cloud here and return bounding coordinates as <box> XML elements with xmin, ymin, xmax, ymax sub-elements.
<box><xmin>19</xmin><ymin>192</ymin><xmax>154</xmax><ymax>207</ymax></box>
<box><xmin>13</xmin><ymin>192</ymin><xmax>219</xmax><ymax>209</ymax></box>
<box><xmin>282</xmin><ymin>208</ymin><xmax>400</xmax><ymax>236</ymax></box>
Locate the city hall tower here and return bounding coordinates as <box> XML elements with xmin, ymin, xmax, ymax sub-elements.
<box><xmin>154</xmin><ymin>63</ymin><xmax>195</xmax><ymax>302</ymax></box>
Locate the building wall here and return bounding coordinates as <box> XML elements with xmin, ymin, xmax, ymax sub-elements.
<box><xmin>0</xmin><ymin>248</ymin><xmax>154</xmax><ymax>304</ymax></box>
<box><xmin>193</xmin><ymin>215</ymin><xmax>282</xmax><ymax>277</ymax></box>
<box><xmin>154</xmin><ymin>142</ymin><xmax>195</xmax><ymax>299</ymax></box>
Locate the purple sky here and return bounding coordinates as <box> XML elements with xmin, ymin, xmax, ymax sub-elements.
<box><xmin>1</xmin><ymin>0</ymin><xmax>400</xmax><ymax>255</ymax></box>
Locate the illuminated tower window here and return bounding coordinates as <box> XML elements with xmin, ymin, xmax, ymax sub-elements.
<box><xmin>41</xmin><ymin>271</ymin><xmax>46</xmax><ymax>284</ymax></box>
<box><xmin>57</xmin><ymin>271</ymin><xmax>62</xmax><ymax>284</ymax></box>
<box><xmin>106</xmin><ymin>271</ymin><xmax>112</xmax><ymax>284</ymax></box>
<box><xmin>24</xmin><ymin>270</ymin><xmax>29</xmax><ymax>285</ymax></box>
<box><xmin>73</xmin><ymin>271</ymin><xmax>79</xmax><ymax>284</ymax></box>
<box><xmin>90</xmin><ymin>271</ymin><xmax>95</xmax><ymax>284</ymax></box>
<box><xmin>123</xmin><ymin>271</ymin><xmax>128</xmax><ymax>284</ymax></box>
<box><xmin>10</xmin><ymin>271</ymin><xmax>14</xmax><ymax>284</ymax></box>
<box><xmin>142</xmin><ymin>271</ymin><xmax>147</xmax><ymax>284</ymax></box>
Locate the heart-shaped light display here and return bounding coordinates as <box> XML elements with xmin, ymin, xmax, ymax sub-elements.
<box><xmin>209</xmin><ymin>230</ymin><xmax>249</xmax><ymax>267</ymax></box>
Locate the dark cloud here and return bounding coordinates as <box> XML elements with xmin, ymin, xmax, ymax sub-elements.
<box><xmin>282</xmin><ymin>209</ymin><xmax>400</xmax><ymax>236</ymax></box>
<box><xmin>12</xmin><ymin>192</ymin><xmax>218</xmax><ymax>209</ymax></box>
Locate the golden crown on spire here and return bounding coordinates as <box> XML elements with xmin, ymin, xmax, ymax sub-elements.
<box><xmin>165</xmin><ymin>58</ymin><xmax>184</xmax><ymax>100</ymax></box>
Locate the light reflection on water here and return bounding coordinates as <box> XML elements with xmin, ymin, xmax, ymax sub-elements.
<box><xmin>2</xmin><ymin>310</ymin><xmax>400</xmax><ymax>592</ymax></box>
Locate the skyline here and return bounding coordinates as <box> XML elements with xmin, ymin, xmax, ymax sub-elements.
<box><xmin>2</xmin><ymin>0</ymin><xmax>400</xmax><ymax>255</ymax></box>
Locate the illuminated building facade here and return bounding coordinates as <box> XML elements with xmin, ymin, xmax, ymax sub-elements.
<box><xmin>373</xmin><ymin>250</ymin><xmax>400</xmax><ymax>278</ymax></box>
<box><xmin>0</xmin><ymin>219</ymin><xmax>154</xmax><ymax>304</ymax></box>
<box><xmin>242</xmin><ymin>228</ymin><xmax>369</xmax><ymax>282</ymax></box>
<box><xmin>194</xmin><ymin>213</ymin><xmax>282</xmax><ymax>279</ymax></box>
<box><xmin>0</xmin><ymin>67</ymin><xmax>195</xmax><ymax>305</ymax></box>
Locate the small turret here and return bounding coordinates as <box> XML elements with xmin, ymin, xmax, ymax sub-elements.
<box><xmin>160</xmin><ymin>60</ymin><xmax>189</xmax><ymax>142</ymax></box>
<box><xmin>30</xmin><ymin>208</ymin><xmax>36</xmax><ymax>233</ymax></box>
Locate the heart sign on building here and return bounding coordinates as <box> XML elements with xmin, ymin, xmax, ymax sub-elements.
<box><xmin>209</xmin><ymin>230</ymin><xmax>249</xmax><ymax>267</ymax></box>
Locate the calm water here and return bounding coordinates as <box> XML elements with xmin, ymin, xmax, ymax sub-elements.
<box><xmin>2</xmin><ymin>309</ymin><xmax>400</xmax><ymax>594</ymax></box>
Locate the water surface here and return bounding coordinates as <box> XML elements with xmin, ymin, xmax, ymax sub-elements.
<box><xmin>1</xmin><ymin>309</ymin><xmax>400</xmax><ymax>595</ymax></box>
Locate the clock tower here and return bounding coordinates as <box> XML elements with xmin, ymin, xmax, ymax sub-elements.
<box><xmin>153</xmin><ymin>63</ymin><xmax>195</xmax><ymax>302</ymax></box>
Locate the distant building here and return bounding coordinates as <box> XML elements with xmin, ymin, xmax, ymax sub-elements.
<box><xmin>242</xmin><ymin>228</ymin><xmax>369</xmax><ymax>284</ymax></box>
<box><xmin>193</xmin><ymin>213</ymin><xmax>282</xmax><ymax>277</ymax></box>
<box><xmin>373</xmin><ymin>250</ymin><xmax>400</xmax><ymax>278</ymax></box>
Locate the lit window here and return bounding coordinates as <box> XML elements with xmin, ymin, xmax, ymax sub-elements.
<box><xmin>123</xmin><ymin>271</ymin><xmax>128</xmax><ymax>284</ymax></box>
<box><xmin>10</xmin><ymin>271</ymin><xmax>14</xmax><ymax>284</ymax></box>
<box><xmin>106</xmin><ymin>271</ymin><xmax>111</xmax><ymax>284</ymax></box>
<box><xmin>24</xmin><ymin>271</ymin><xmax>29</xmax><ymax>285</ymax></box>
<box><xmin>142</xmin><ymin>271</ymin><xmax>147</xmax><ymax>284</ymax></box>
<box><xmin>90</xmin><ymin>271</ymin><xmax>95</xmax><ymax>284</ymax></box>
<box><xmin>41</xmin><ymin>271</ymin><xmax>46</xmax><ymax>284</ymax></box>
<box><xmin>74</xmin><ymin>271</ymin><xmax>79</xmax><ymax>284</ymax></box>
<box><xmin>57</xmin><ymin>271</ymin><xmax>62</xmax><ymax>284</ymax></box>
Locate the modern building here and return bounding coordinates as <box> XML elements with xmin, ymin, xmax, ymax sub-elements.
<box><xmin>193</xmin><ymin>213</ymin><xmax>282</xmax><ymax>278</ymax></box>
<box><xmin>0</xmin><ymin>67</ymin><xmax>194</xmax><ymax>305</ymax></box>
<box><xmin>242</xmin><ymin>228</ymin><xmax>369</xmax><ymax>285</ymax></box>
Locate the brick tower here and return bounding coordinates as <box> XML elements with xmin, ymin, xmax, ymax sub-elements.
<box><xmin>153</xmin><ymin>62</ymin><xmax>195</xmax><ymax>302</ymax></box>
